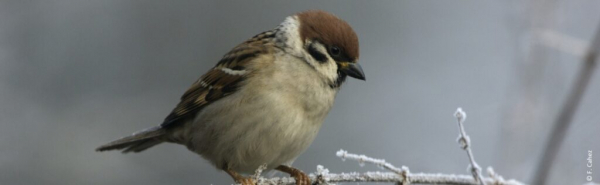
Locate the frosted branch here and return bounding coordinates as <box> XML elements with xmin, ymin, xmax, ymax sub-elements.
<box><xmin>251</xmin><ymin>164</ymin><xmax>524</xmax><ymax>185</ymax></box>
<box><xmin>240</xmin><ymin>108</ymin><xmax>526</xmax><ymax>185</ymax></box>
<box><xmin>252</xmin><ymin>164</ymin><xmax>268</xmax><ymax>181</ymax></box>
<box><xmin>455</xmin><ymin>108</ymin><xmax>485</xmax><ymax>185</ymax></box>
<box><xmin>336</xmin><ymin>149</ymin><xmax>405</xmax><ymax>174</ymax></box>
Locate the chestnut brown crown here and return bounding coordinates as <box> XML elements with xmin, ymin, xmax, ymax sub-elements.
<box><xmin>297</xmin><ymin>10</ymin><xmax>359</xmax><ymax>62</ymax></box>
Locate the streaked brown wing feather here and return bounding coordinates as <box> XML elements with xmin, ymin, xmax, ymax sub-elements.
<box><xmin>160</xmin><ymin>31</ymin><xmax>276</xmax><ymax>128</ymax></box>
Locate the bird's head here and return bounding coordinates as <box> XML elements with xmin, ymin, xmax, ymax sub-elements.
<box><xmin>278</xmin><ymin>10</ymin><xmax>364</xmax><ymax>88</ymax></box>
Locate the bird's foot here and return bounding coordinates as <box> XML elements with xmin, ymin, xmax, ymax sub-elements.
<box><xmin>276</xmin><ymin>165</ymin><xmax>311</xmax><ymax>185</ymax></box>
<box><xmin>236</xmin><ymin>177</ymin><xmax>256</xmax><ymax>185</ymax></box>
<box><xmin>225</xmin><ymin>169</ymin><xmax>256</xmax><ymax>185</ymax></box>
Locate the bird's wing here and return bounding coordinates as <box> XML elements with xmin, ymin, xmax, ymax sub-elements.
<box><xmin>160</xmin><ymin>31</ymin><xmax>278</xmax><ymax>128</ymax></box>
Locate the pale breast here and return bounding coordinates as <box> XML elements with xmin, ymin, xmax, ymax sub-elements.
<box><xmin>185</xmin><ymin>53</ymin><xmax>338</xmax><ymax>173</ymax></box>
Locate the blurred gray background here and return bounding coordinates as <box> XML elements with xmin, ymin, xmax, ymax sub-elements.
<box><xmin>1</xmin><ymin>1</ymin><xmax>599</xmax><ymax>184</ymax></box>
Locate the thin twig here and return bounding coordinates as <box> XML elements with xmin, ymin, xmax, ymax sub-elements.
<box><xmin>336</xmin><ymin>149</ymin><xmax>410</xmax><ymax>184</ymax></box>
<box><xmin>533</xmin><ymin>23</ymin><xmax>600</xmax><ymax>185</ymax></box>
<box><xmin>455</xmin><ymin>108</ymin><xmax>486</xmax><ymax>185</ymax></box>
<box><xmin>336</xmin><ymin>149</ymin><xmax>404</xmax><ymax>174</ymax></box>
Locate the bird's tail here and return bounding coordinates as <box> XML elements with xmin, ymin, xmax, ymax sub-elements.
<box><xmin>96</xmin><ymin>126</ymin><xmax>166</xmax><ymax>153</ymax></box>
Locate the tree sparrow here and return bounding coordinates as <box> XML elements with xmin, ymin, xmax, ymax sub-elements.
<box><xmin>96</xmin><ymin>10</ymin><xmax>364</xmax><ymax>185</ymax></box>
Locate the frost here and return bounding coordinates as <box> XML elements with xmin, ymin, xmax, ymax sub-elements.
<box><xmin>315</xmin><ymin>165</ymin><xmax>331</xmax><ymax>182</ymax></box>
<box><xmin>454</xmin><ymin>107</ymin><xmax>467</xmax><ymax>121</ymax></box>
<box><xmin>336</xmin><ymin>149</ymin><xmax>347</xmax><ymax>162</ymax></box>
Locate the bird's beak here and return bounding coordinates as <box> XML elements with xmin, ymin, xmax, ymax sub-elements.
<box><xmin>338</xmin><ymin>62</ymin><xmax>366</xmax><ymax>81</ymax></box>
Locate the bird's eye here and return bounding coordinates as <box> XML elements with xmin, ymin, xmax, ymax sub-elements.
<box><xmin>329</xmin><ymin>46</ymin><xmax>341</xmax><ymax>57</ymax></box>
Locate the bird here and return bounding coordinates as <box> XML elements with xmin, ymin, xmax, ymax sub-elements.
<box><xmin>96</xmin><ymin>10</ymin><xmax>364</xmax><ymax>185</ymax></box>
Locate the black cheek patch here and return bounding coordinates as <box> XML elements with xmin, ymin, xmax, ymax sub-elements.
<box><xmin>308</xmin><ymin>44</ymin><xmax>327</xmax><ymax>63</ymax></box>
<box><xmin>230</xmin><ymin>66</ymin><xmax>245</xmax><ymax>70</ymax></box>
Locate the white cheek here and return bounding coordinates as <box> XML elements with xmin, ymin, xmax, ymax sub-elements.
<box><xmin>319</xmin><ymin>59</ymin><xmax>339</xmax><ymax>82</ymax></box>
<box><xmin>309</xmin><ymin>42</ymin><xmax>339</xmax><ymax>83</ymax></box>
<box><xmin>276</xmin><ymin>16</ymin><xmax>304</xmax><ymax>58</ymax></box>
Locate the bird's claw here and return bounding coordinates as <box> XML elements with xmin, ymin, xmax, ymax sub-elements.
<box><xmin>276</xmin><ymin>165</ymin><xmax>311</xmax><ymax>185</ymax></box>
<box><xmin>237</xmin><ymin>177</ymin><xmax>257</xmax><ymax>185</ymax></box>
<box><xmin>226</xmin><ymin>168</ymin><xmax>257</xmax><ymax>185</ymax></box>
<box><xmin>292</xmin><ymin>171</ymin><xmax>310</xmax><ymax>185</ymax></box>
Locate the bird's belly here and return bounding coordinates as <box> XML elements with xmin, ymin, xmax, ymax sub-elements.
<box><xmin>187</xmin><ymin>89</ymin><xmax>331</xmax><ymax>174</ymax></box>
